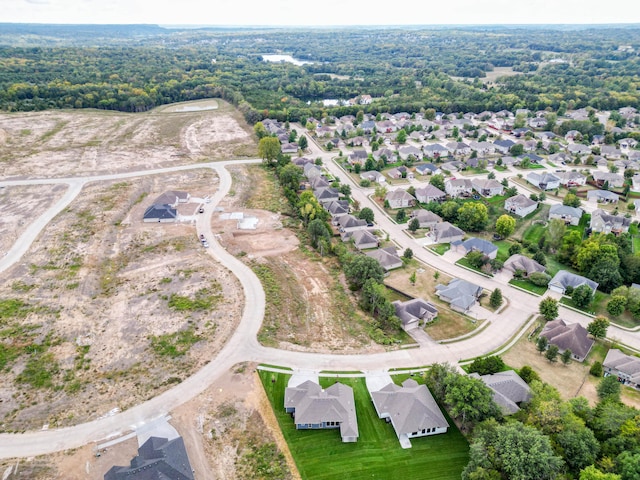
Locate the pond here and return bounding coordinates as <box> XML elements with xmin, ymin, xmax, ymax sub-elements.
<box><xmin>262</xmin><ymin>54</ymin><xmax>313</xmax><ymax>66</ymax></box>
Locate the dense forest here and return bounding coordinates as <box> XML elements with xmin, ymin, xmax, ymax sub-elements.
<box><xmin>0</xmin><ymin>24</ymin><xmax>639</xmax><ymax>121</ymax></box>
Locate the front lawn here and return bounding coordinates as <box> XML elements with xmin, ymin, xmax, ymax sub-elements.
<box><xmin>259</xmin><ymin>371</ymin><xmax>470</xmax><ymax>480</ymax></box>
<box><xmin>431</xmin><ymin>243</ymin><xmax>451</xmax><ymax>255</ymax></box>
<box><xmin>509</xmin><ymin>278</ymin><xmax>547</xmax><ymax>296</ymax></box>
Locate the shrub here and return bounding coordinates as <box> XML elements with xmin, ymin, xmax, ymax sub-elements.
<box><xmin>468</xmin><ymin>356</ymin><xmax>506</xmax><ymax>375</ymax></box>
<box><xmin>529</xmin><ymin>272</ymin><xmax>551</xmax><ymax>287</ymax></box>
<box><xmin>589</xmin><ymin>361</ymin><xmax>603</xmax><ymax>377</ymax></box>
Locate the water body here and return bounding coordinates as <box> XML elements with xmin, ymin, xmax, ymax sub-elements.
<box><xmin>262</xmin><ymin>54</ymin><xmax>313</xmax><ymax>66</ymax></box>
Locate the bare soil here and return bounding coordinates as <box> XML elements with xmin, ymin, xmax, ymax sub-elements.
<box><xmin>0</xmin><ymin>365</ymin><xmax>296</xmax><ymax>480</ymax></box>
<box><xmin>0</xmin><ymin>100</ymin><xmax>256</xmax><ymax>179</ymax></box>
<box><xmin>0</xmin><ymin>184</ymin><xmax>67</xmax><ymax>255</ymax></box>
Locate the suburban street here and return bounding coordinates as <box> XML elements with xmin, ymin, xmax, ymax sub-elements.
<box><xmin>0</xmin><ymin>136</ymin><xmax>638</xmax><ymax>458</ymax></box>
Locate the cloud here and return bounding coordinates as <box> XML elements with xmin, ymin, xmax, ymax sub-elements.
<box><xmin>25</xmin><ymin>0</ymin><xmax>51</xmax><ymax>4</ymax></box>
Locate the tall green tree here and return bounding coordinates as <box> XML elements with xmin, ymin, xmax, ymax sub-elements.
<box><xmin>307</xmin><ymin>218</ymin><xmax>331</xmax><ymax>249</ymax></box>
<box><xmin>573</xmin><ymin>284</ymin><xmax>594</xmax><ymax>309</ymax></box>
<box><xmin>344</xmin><ymin>255</ymin><xmax>385</xmax><ymax>290</ymax></box>
<box><xmin>445</xmin><ymin>375</ymin><xmax>499</xmax><ymax>429</ymax></box>
<box><xmin>462</xmin><ymin>421</ymin><xmax>564</xmax><ymax>480</ymax></box>
<box><xmin>539</xmin><ymin>297</ymin><xmax>559</xmax><ymax>321</ymax></box>
<box><xmin>298</xmin><ymin>135</ymin><xmax>308</xmax><ymax>150</ymax></box>
<box><xmin>457</xmin><ymin>202</ymin><xmax>489</xmax><ymax>232</ymax></box>
<box><xmin>258</xmin><ymin>136</ymin><xmax>281</xmax><ymax>164</ymax></box>
<box><xmin>489</xmin><ymin>289</ymin><xmax>503</xmax><ymax>309</ymax></box>
<box><xmin>597</xmin><ymin>375</ymin><xmax>621</xmax><ymax>403</ymax></box>
<box><xmin>495</xmin><ymin>214</ymin><xmax>516</xmax><ymax>239</ymax></box>
<box><xmin>429</xmin><ymin>174</ymin><xmax>445</xmax><ymax>191</ymax></box>
<box><xmin>587</xmin><ymin>317</ymin><xmax>610</xmax><ymax>339</ymax></box>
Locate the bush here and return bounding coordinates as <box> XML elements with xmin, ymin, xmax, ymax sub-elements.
<box><xmin>529</xmin><ymin>272</ymin><xmax>551</xmax><ymax>287</ymax></box>
<box><xmin>468</xmin><ymin>356</ymin><xmax>506</xmax><ymax>375</ymax></box>
<box><xmin>519</xmin><ymin>366</ymin><xmax>541</xmax><ymax>384</ymax></box>
<box><xmin>589</xmin><ymin>361</ymin><xmax>603</xmax><ymax>377</ymax></box>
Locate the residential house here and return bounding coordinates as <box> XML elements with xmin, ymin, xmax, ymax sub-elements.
<box><xmin>304</xmin><ymin>163</ymin><xmax>323</xmax><ymax>179</ymax></box>
<box><xmin>104</xmin><ymin>436</ymin><xmax>194</xmax><ymax>480</ymax></box>
<box><xmin>567</xmin><ymin>143</ymin><xmax>591</xmax><ymax>155</ymax></box>
<box><xmin>613</xmin><ymin>159</ymin><xmax>638</xmax><ymax>171</ymax></box>
<box><xmin>469</xmin><ymin>141</ymin><xmax>496</xmax><ymax>156</ymax></box>
<box><xmin>415</xmin><ymin>163</ymin><xmax>441</xmax><ymax>176</ymax></box>
<box><xmin>360</xmin><ymin>120</ymin><xmax>376</xmax><ymax>134</ymax></box>
<box><xmin>512</xmin><ymin>127</ymin><xmax>532</xmax><ymax>138</ymax></box>
<box><xmin>349</xmin><ymin>136</ymin><xmax>366</xmax><ymax>147</ymax></box>
<box><xmin>454</xmin><ymin>237</ymin><xmax>498</xmax><ymax>259</ymax></box>
<box><xmin>398</xmin><ymin>145</ymin><xmax>423</xmax><ymax>161</ymax></box>
<box><xmin>429</xmin><ymin>222</ymin><xmax>465</xmax><ymax>244</ymax></box>
<box><xmin>529</xmin><ymin>117</ymin><xmax>548</xmax><ymax>129</ymax></box>
<box><xmin>592</xmin><ymin>135</ymin><xmax>606</xmax><ymax>145</ymax></box>
<box><xmin>376</xmin><ymin>120</ymin><xmax>397</xmax><ymax>133</ymax></box>
<box><xmin>414</xmin><ymin>185</ymin><xmax>446</xmax><ymax>204</ymax></box>
<box><xmin>423</xmin><ymin>143</ymin><xmax>450</xmax><ymax>159</ymax></box>
<box><xmin>143</xmin><ymin>204</ymin><xmax>178</xmax><ymax>223</ymax></box>
<box><xmin>565</xmin><ymin>130</ymin><xmax>582</xmax><ymax>142</ymax></box>
<box><xmin>387</xmin><ymin>166</ymin><xmax>408</xmax><ymax>180</ymax></box>
<box><xmin>284</xmin><ymin>381</ymin><xmax>359</xmax><ymax>443</ymax></box>
<box><xmin>411</xmin><ymin>209</ymin><xmax>442</xmax><ymax>229</ymax></box>
<box><xmin>370</xmin><ymin>379</ymin><xmax>448</xmax><ymax>448</ymax></box>
<box><xmin>337</xmin><ymin>214</ymin><xmax>368</xmax><ymax>233</ymax></box>
<box><xmin>549</xmin><ymin>152</ymin><xmax>573</xmax><ymax>165</ymax></box>
<box><xmin>556</xmin><ymin>171</ymin><xmax>587</xmax><ymax>187</ymax></box>
<box><xmin>519</xmin><ymin>153</ymin><xmax>544</xmax><ymax>164</ymax></box>
<box><xmin>348</xmin><ymin>149</ymin><xmax>368</xmax><ymax>165</ymax></box>
<box><xmin>440</xmin><ymin>160</ymin><xmax>465</xmax><ymax>172</ymax></box>
<box><xmin>360</xmin><ymin>170</ymin><xmax>386</xmax><ymax>185</ymax></box>
<box><xmin>435</xmin><ymin>278</ymin><xmax>483</xmax><ymax>313</ymax></box>
<box><xmin>309</xmin><ymin>175</ymin><xmax>330</xmax><ymax>190</ymax></box>
<box><xmin>527</xmin><ymin>172</ymin><xmax>561</xmax><ymax>190</ymax></box>
<box><xmin>375</xmin><ymin>147</ymin><xmax>397</xmax><ymax>164</ymax></box>
<box><xmin>292</xmin><ymin>156</ymin><xmax>314</xmax><ymax>167</ymax></box>
<box><xmin>587</xmin><ymin>190</ymin><xmax>619</xmax><ymax>204</ymax></box>
<box><xmin>493</xmin><ymin>139</ymin><xmax>516</xmax><ymax>155</ymax></box>
<box><xmin>446</xmin><ymin>141</ymin><xmax>471</xmax><ymax>156</ymax></box>
<box><xmin>365</xmin><ymin>247</ymin><xmax>404</xmax><ymax>271</ymax></box>
<box><xmin>360</xmin><ymin>94</ymin><xmax>373</xmax><ymax>105</ymax></box>
<box><xmin>601</xmin><ymin>145</ymin><xmax>623</xmax><ymax>159</ymax></box>
<box><xmin>325</xmin><ymin>200</ymin><xmax>350</xmax><ymax>222</ymax></box>
<box><xmin>592</xmin><ymin>171</ymin><xmax>624</xmax><ymax>188</ymax></box>
<box><xmin>343</xmin><ymin>229</ymin><xmax>379</xmax><ymax>250</ymax></box>
<box><xmin>279</xmin><ymin>142</ymin><xmax>298</xmax><ymax>154</ymax></box>
<box><xmin>385</xmin><ymin>189</ymin><xmax>415</xmax><ymax>209</ymax></box>
<box><xmin>548</xmin><ymin>270</ymin><xmax>598</xmax><ymax>296</ymax></box>
<box><xmin>504</xmin><ymin>194</ymin><xmax>538</xmax><ymax>217</ymax></box>
<box><xmin>603</xmin><ymin>349</ymin><xmax>640</xmax><ymax>390</ymax></box>
<box><xmin>393</xmin><ymin>298</ymin><xmax>439</xmax><ymax>331</ymax></box>
<box><xmin>471</xmin><ymin>178</ymin><xmax>504</xmax><ymax>197</ymax></box>
<box><xmin>444</xmin><ymin>178</ymin><xmax>473</xmax><ymax>197</ymax></box>
<box><xmin>540</xmin><ymin>319</ymin><xmax>595</xmax><ymax>362</ymax></box>
<box><xmin>314</xmin><ymin>187</ymin><xmax>340</xmax><ymax>205</ymax></box>
<box><xmin>631</xmin><ymin>173</ymin><xmax>640</xmax><ymax>192</ymax></box>
<box><xmin>620</xmin><ymin>138</ymin><xmax>639</xmax><ymax>151</ymax></box>
<box><xmin>153</xmin><ymin>190</ymin><xmax>190</xmax><ymax>207</ymax></box>
<box><xmin>590</xmin><ymin>209</ymin><xmax>630</xmax><ymax>234</ymax></box>
<box><xmin>470</xmin><ymin>370</ymin><xmax>532</xmax><ymax>415</ymax></box>
<box><xmin>503</xmin><ymin>254</ymin><xmax>546</xmax><ymax>277</ymax></box>
<box><xmin>548</xmin><ymin>204</ymin><xmax>583</xmax><ymax>226</ymax></box>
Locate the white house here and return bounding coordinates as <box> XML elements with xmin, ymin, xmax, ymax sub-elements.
<box><xmin>504</xmin><ymin>194</ymin><xmax>537</xmax><ymax>217</ymax></box>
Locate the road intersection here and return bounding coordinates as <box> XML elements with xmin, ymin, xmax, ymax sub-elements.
<box><xmin>0</xmin><ymin>141</ymin><xmax>638</xmax><ymax>458</ymax></box>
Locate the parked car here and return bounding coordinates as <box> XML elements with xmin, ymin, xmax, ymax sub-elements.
<box><xmin>198</xmin><ymin>207</ymin><xmax>205</xmax><ymax>213</ymax></box>
<box><xmin>202</xmin><ymin>241</ymin><xmax>209</xmax><ymax>248</ymax></box>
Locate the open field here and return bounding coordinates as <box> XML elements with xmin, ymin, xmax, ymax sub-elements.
<box><xmin>0</xmin><ymin>168</ymin><xmax>248</xmax><ymax>432</ymax></box>
<box><xmin>0</xmin><ymin>99</ymin><xmax>257</xmax><ymax>179</ymax></box>
<box><xmin>259</xmin><ymin>371</ymin><xmax>469</xmax><ymax>480</ymax></box>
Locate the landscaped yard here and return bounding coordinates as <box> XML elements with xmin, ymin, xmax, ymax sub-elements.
<box><xmin>259</xmin><ymin>371</ymin><xmax>470</xmax><ymax>480</ymax></box>
<box><xmin>430</xmin><ymin>243</ymin><xmax>451</xmax><ymax>255</ymax></box>
<box><xmin>509</xmin><ymin>278</ymin><xmax>547</xmax><ymax>296</ymax></box>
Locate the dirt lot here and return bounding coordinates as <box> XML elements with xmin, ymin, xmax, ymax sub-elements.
<box><xmin>0</xmin><ymin>169</ymin><xmax>247</xmax><ymax>432</ymax></box>
<box><xmin>0</xmin><ymin>184</ymin><xmax>67</xmax><ymax>255</ymax></box>
<box><xmin>211</xmin><ymin>164</ymin><xmax>384</xmax><ymax>353</ymax></box>
<box><xmin>0</xmin><ymin>99</ymin><xmax>256</xmax><ymax>179</ymax></box>
<box><xmin>0</xmin><ymin>365</ymin><xmax>296</xmax><ymax>480</ymax></box>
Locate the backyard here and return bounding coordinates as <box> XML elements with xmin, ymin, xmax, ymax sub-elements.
<box><xmin>259</xmin><ymin>370</ymin><xmax>470</xmax><ymax>480</ymax></box>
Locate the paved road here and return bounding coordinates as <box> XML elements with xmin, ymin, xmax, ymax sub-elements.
<box><xmin>0</xmin><ymin>141</ymin><xmax>638</xmax><ymax>458</ymax></box>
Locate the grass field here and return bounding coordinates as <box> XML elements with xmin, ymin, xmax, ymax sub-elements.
<box><xmin>509</xmin><ymin>278</ymin><xmax>547</xmax><ymax>295</ymax></box>
<box><xmin>259</xmin><ymin>371</ymin><xmax>470</xmax><ymax>480</ymax></box>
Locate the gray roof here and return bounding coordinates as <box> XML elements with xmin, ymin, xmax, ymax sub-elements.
<box><xmin>349</xmin><ymin>230</ymin><xmax>378</xmax><ymax>248</ymax></box>
<box><xmin>604</xmin><ymin>349</ymin><xmax>640</xmax><ymax>385</ymax></box>
<box><xmin>528</xmin><ymin>172</ymin><xmax>560</xmax><ymax>185</ymax></box>
<box><xmin>104</xmin><ymin>436</ymin><xmax>194</xmax><ymax>480</ymax></box>
<box><xmin>143</xmin><ymin>204</ymin><xmax>177</xmax><ymax>221</ymax></box>
<box><xmin>541</xmin><ymin>319</ymin><xmax>594</xmax><ymax>359</ymax></box>
<box><xmin>503</xmin><ymin>254</ymin><xmax>546</xmax><ymax>275</ymax></box>
<box><xmin>590</xmin><ymin>208</ymin><xmax>630</xmax><ymax>229</ymax></box>
<box><xmin>339</xmin><ymin>214</ymin><xmax>368</xmax><ymax>229</ymax></box>
<box><xmin>385</xmin><ymin>189</ymin><xmax>415</xmax><ymax>203</ymax></box>
<box><xmin>412</xmin><ymin>209</ymin><xmax>442</xmax><ymax>224</ymax></box>
<box><xmin>549</xmin><ymin>204</ymin><xmax>583</xmax><ymax>219</ymax></box>
<box><xmin>371</xmin><ymin>379</ymin><xmax>448</xmax><ymax>436</ymax></box>
<box><xmin>505</xmin><ymin>194</ymin><xmax>537</xmax><ymax>209</ymax></box>
<box><xmin>415</xmin><ymin>184</ymin><xmax>445</xmax><ymax>200</ymax></box>
<box><xmin>549</xmin><ymin>270</ymin><xmax>598</xmax><ymax>294</ymax></box>
<box><xmin>365</xmin><ymin>247</ymin><xmax>403</xmax><ymax>270</ymax></box>
<box><xmin>153</xmin><ymin>190</ymin><xmax>189</xmax><ymax>206</ymax></box>
<box><xmin>431</xmin><ymin>222</ymin><xmax>465</xmax><ymax>242</ymax></box>
<box><xmin>393</xmin><ymin>298</ymin><xmax>438</xmax><ymax>327</ymax></box>
<box><xmin>471</xmin><ymin>370</ymin><xmax>532</xmax><ymax>415</ymax></box>
<box><xmin>587</xmin><ymin>190</ymin><xmax>620</xmax><ymax>201</ymax></box>
<box><xmin>284</xmin><ymin>381</ymin><xmax>358</xmax><ymax>440</ymax></box>
<box><xmin>435</xmin><ymin>278</ymin><xmax>482</xmax><ymax>311</ymax></box>
<box><xmin>461</xmin><ymin>237</ymin><xmax>498</xmax><ymax>256</ymax></box>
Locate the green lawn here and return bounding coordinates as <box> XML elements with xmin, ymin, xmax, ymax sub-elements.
<box><xmin>431</xmin><ymin>243</ymin><xmax>451</xmax><ymax>255</ymax></box>
<box><xmin>259</xmin><ymin>371</ymin><xmax>470</xmax><ymax>480</ymax></box>
<box><xmin>509</xmin><ymin>278</ymin><xmax>547</xmax><ymax>296</ymax></box>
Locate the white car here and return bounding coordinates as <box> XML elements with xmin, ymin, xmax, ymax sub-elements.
<box><xmin>202</xmin><ymin>241</ymin><xmax>209</xmax><ymax>248</ymax></box>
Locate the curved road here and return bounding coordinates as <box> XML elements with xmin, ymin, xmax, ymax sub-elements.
<box><xmin>0</xmin><ymin>144</ymin><xmax>638</xmax><ymax>457</ymax></box>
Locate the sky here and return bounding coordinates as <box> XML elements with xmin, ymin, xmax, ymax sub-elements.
<box><xmin>2</xmin><ymin>0</ymin><xmax>640</xmax><ymax>26</ymax></box>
